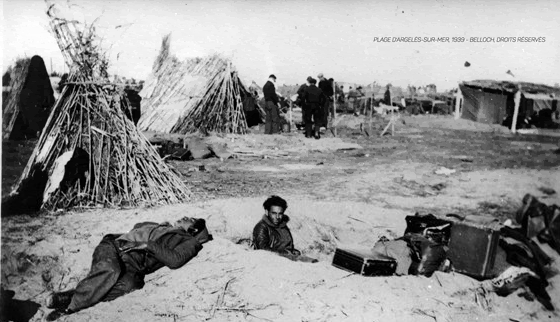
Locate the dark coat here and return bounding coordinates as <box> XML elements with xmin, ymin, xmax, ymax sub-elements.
<box><xmin>296</xmin><ymin>84</ymin><xmax>308</xmax><ymax>106</ymax></box>
<box><xmin>120</xmin><ymin>222</ymin><xmax>203</xmax><ymax>273</ymax></box>
<box><xmin>263</xmin><ymin>80</ymin><xmax>279</xmax><ymax>104</ymax></box>
<box><xmin>318</xmin><ymin>79</ymin><xmax>334</xmax><ymax>97</ymax></box>
<box><xmin>253</xmin><ymin>215</ymin><xmax>296</xmax><ymax>255</ymax></box>
<box><xmin>303</xmin><ymin>84</ymin><xmax>325</xmax><ymax>110</ymax></box>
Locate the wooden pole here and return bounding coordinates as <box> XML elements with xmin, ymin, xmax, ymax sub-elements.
<box><xmin>369</xmin><ymin>94</ymin><xmax>373</xmax><ymax>134</ymax></box>
<box><xmin>511</xmin><ymin>89</ymin><xmax>522</xmax><ymax>133</ymax></box>
<box><xmin>333</xmin><ymin>81</ymin><xmax>337</xmax><ymax>137</ymax></box>
<box><xmin>289</xmin><ymin>100</ymin><xmax>293</xmax><ymax>132</ymax></box>
<box><xmin>391</xmin><ymin>109</ymin><xmax>395</xmax><ymax>135</ymax></box>
<box><xmin>454</xmin><ymin>85</ymin><xmax>462</xmax><ymax>119</ymax></box>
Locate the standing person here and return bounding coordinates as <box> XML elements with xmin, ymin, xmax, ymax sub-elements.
<box><xmin>263</xmin><ymin>74</ymin><xmax>281</xmax><ymax>134</ymax></box>
<box><xmin>302</xmin><ymin>78</ymin><xmax>325</xmax><ymax>139</ymax></box>
<box><xmin>318</xmin><ymin>73</ymin><xmax>334</xmax><ymax>128</ymax></box>
<box><xmin>296</xmin><ymin>77</ymin><xmax>312</xmax><ymax>135</ymax></box>
<box><xmin>384</xmin><ymin>84</ymin><xmax>392</xmax><ymax>106</ymax></box>
<box><xmin>43</xmin><ymin>218</ymin><xmax>212</xmax><ymax>321</ymax></box>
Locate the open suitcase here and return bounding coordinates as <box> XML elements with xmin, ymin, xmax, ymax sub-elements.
<box><xmin>447</xmin><ymin>222</ymin><xmax>500</xmax><ymax>279</ymax></box>
<box><xmin>332</xmin><ymin>248</ymin><xmax>397</xmax><ymax>276</ymax></box>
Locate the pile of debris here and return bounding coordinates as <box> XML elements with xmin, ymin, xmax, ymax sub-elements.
<box><xmin>144</xmin><ymin>133</ymin><xmax>364</xmax><ymax>161</ymax></box>
<box><xmin>332</xmin><ymin>194</ymin><xmax>560</xmax><ymax>311</ymax></box>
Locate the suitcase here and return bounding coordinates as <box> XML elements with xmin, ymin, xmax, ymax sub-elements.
<box><xmin>332</xmin><ymin>248</ymin><xmax>397</xmax><ymax>276</ymax></box>
<box><xmin>404</xmin><ymin>213</ymin><xmax>453</xmax><ymax>245</ymax></box>
<box><xmin>448</xmin><ymin>222</ymin><xmax>500</xmax><ymax>279</ymax></box>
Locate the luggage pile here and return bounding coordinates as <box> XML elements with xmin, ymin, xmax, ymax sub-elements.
<box><xmin>332</xmin><ymin>193</ymin><xmax>559</xmax><ymax>310</ymax></box>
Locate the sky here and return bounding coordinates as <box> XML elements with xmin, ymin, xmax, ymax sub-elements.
<box><xmin>2</xmin><ymin>0</ymin><xmax>559</xmax><ymax>91</ymax></box>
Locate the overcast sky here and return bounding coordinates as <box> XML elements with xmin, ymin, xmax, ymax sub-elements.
<box><xmin>2</xmin><ymin>0</ymin><xmax>559</xmax><ymax>90</ymax></box>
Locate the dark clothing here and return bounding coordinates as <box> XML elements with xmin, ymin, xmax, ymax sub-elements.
<box><xmin>124</xmin><ymin>89</ymin><xmax>142</xmax><ymax>126</ymax></box>
<box><xmin>264</xmin><ymin>101</ymin><xmax>281</xmax><ymax>134</ymax></box>
<box><xmin>384</xmin><ymin>89</ymin><xmax>392</xmax><ymax>106</ymax></box>
<box><xmin>263</xmin><ymin>81</ymin><xmax>279</xmax><ymax>105</ymax></box>
<box><xmin>318</xmin><ymin>79</ymin><xmax>334</xmax><ymax>97</ymax></box>
<box><xmin>296</xmin><ymin>84</ymin><xmax>308</xmax><ymax>107</ymax></box>
<box><xmin>297</xmin><ymin>84</ymin><xmax>309</xmax><ymax>131</ymax></box>
<box><xmin>302</xmin><ymin>84</ymin><xmax>325</xmax><ymax>137</ymax></box>
<box><xmin>318</xmin><ymin>79</ymin><xmax>333</xmax><ymax>127</ymax></box>
<box><xmin>253</xmin><ymin>215</ymin><xmax>296</xmax><ymax>256</ymax></box>
<box><xmin>68</xmin><ymin>223</ymin><xmax>202</xmax><ymax>312</ymax></box>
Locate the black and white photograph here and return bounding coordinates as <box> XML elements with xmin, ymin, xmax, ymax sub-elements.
<box><xmin>1</xmin><ymin>0</ymin><xmax>559</xmax><ymax>321</ymax></box>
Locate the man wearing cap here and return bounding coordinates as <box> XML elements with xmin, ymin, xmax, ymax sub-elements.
<box><xmin>302</xmin><ymin>78</ymin><xmax>326</xmax><ymax>139</ymax></box>
<box><xmin>263</xmin><ymin>74</ymin><xmax>281</xmax><ymax>134</ymax></box>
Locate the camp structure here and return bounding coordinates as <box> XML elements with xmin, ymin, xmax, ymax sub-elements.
<box><xmin>5</xmin><ymin>2</ymin><xmax>189</xmax><ymax>213</ymax></box>
<box><xmin>2</xmin><ymin>55</ymin><xmax>55</xmax><ymax>140</ymax></box>
<box><xmin>138</xmin><ymin>34</ymin><xmax>262</xmax><ymax>134</ymax></box>
<box><xmin>455</xmin><ymin>80</ymin><xmax>559</xmax><ymax>131</ymax></box>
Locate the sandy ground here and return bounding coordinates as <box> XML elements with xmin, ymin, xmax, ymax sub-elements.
<box><xmin>2</xmin><ymin>115</ymin><xmax>560</xmax><ymax>322</ymax></box>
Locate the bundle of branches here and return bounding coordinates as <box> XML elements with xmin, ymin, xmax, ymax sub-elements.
<box><xmin>9</xmin><ymin>1</ymin><xmax>189</xmax><ymax>212</ymax></box>
<box><xmin>139</xmin><ymin>34</ymin><xmax>255</xmax><ymax>134</ymax></box>
<box><xmin>172</xmin><ymin>61</ymin><xmax>250</xmax><ymax>134</ymax></box>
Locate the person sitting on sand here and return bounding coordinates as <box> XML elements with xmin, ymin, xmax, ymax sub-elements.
<box><xmin>253</xmin><ymin>195</ymin><xmax>317</xmax><ymax>263</ymax></box>
<box><xmin>44</xmin><ymin>217</ymin><xmax>212</xmax><ymax>321</ymax></box>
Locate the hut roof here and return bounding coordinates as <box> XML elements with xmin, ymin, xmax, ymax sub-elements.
<box><xmin>139</xmin><ymin>34</ymin><xmax>254</xmax><ymax>134</ymax></box>
<box><xmin>462</xmin><ymin>79</ymin><xmax>560</xmax><ymax>96</ymax></box>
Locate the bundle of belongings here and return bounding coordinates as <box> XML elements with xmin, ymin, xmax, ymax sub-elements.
<box><xmin>332</xmin><ymin>193</ymin><xmax>559</xmax><ymax>310</ymax></box>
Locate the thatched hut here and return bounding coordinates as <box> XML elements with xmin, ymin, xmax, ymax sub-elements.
<box><xmin>5</xmin><ymin>2</ymin><xmax>189</xmax><ymax>214</ymax></box>
<box><xmin>2</xmin><ymin>55</ymin><xmax>55</xmax><ymax>140</ymax></box>
<box><xmin>138</xmin><ymin>34</ymin><xmax>262</xmax><ymax>134</ymax></box>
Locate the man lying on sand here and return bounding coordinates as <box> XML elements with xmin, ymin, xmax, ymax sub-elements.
<box><xmin>253</xmin><ymin>195</ymin><xmax>317</xmax><ymax>263</ymax></box>
<box><xmin>44</xmin><ymin>217</ymin><xmax>212</xmax><ymax>321</ymax></box>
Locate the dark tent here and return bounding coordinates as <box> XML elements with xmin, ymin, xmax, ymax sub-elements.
<box><xmin>457</xmin><ymin>80</ymin><xmax>559</xmax><ymax>129</ymax></box>
<box><xmin>459</xmin><ymin>84</ymin><xmax>507</xmax><ymax>124</ymax></box>
<box><xmin>2</xmin><ymin>55</ymin><xmax>55</xmax><ymax>139</ymax></box>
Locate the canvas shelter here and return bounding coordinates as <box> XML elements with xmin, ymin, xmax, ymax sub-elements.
<box><xmin>455</xmin><ymin>80</ymin><xmax>559</xmax><ymax>130</ymax></box>
<box><xmin>138</xmin><ymin>34</ymin><xmax>263</xmax><ymax>134</ymax></box>
<box><xmin>2</xmin><ymin>55</ymin><xmax>55</xmax><ymax>140</ymax></box>
<box><xmin>6</xmin><ymin>2</ymin><xmax>189</xmax><ymax>214</ymax></box>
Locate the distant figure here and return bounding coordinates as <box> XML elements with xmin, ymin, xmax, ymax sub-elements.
<box><xmin>338</xmin><ymin>85</ymin><xmax>345</xmax><ymax>103</ymax></box>
<box><xmin>124</xmin><ymin>88</ymin><xmax>142</xmax><ymax>126</ymax></box>
<box><xmin>302</xmin><ymin>78</ymin><xmax>326</xmax><ymax>139</ymax></box>
<box><xmin>296</xmin><ymin>76</ymin><xmax>312</xmax><ymax>130</ymax></box>
<box><xmin>384</xmin><ymin>84</ymin><xmax>392</xmax><ymax>106</ymax></box>
<box><xmin>253</xmin><ymin>195</ymin><xmax>317</xmax><ymax>263</ymax></box>
<box><xmin>318</xmin><ymin>73</ymin><xmax>334</xmax><ymax>128</ymax></box>
<box><xmin>263</xmin><ymin>74</ymin><xmax>281</xmax><ymax>134</ymax></box>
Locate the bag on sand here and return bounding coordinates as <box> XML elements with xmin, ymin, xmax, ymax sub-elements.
<box><xmin>372</xmin><ymin>238</ymin><xmax>412</xmax><ymax>275</ymax></box>
<box><xmin>403</xmin><ymin>234</ymin><xmax>447</xmax><ymax>277</ymax></box>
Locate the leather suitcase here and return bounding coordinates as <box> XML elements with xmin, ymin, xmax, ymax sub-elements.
<box><xmin>448</xmin><ymin>222</ymin><xmax>500</xmax><ymax>279</ymax></box>
<box><xmin>332</xmin><ymin>248</ymin><xmax>397</xmax><ymax>276</ymax></box>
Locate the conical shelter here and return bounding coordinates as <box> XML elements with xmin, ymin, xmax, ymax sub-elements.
<box><xmin>7</xmin><ymin>2</ymin><xmax>189</xmax><ymax>213</ymax></box>
<box><xmin>139</xmin><ymin>34</ymin><xmax>262</xmax><ymax>134</ymax></box>
<box><xmin>2</xmin><ymin>55</ymin><xmax>55</xmax><ymax>140</ymax></box>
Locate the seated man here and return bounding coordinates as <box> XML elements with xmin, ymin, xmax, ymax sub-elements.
<box><xmin>253</xmin><ymin>196</ymin><xmax>317</xmax><ymax>263</ymax></box>
<box><xmin>44</xmin><ymin>217</ymin><xmax>212</xmax><ymax>321</ymax></box>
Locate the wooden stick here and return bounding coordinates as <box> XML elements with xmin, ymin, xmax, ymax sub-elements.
<box><xmin>333</xmin><ymin>81</ymin><xmax>337</xmax><ymax>137</ymax></box>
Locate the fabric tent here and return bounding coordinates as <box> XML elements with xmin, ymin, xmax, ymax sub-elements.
<box><xmin>2</xmin><ymin>55</ymin><xmax>55</xmax><ymax>139</ymax></box>
<box><xmin>457</xmin><ymin>80</ymin><xmax>559</xmax><ymax>129</ymax></box>
<box><xmin>139</xmin><ymin>34</ymin><xmax>262</xmax><ymax>134</ymax></box>
<box><xmin>459</xmin><ymin>84</ymin><xmax>507</xmax><ymax>124</ymax></box>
